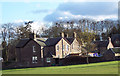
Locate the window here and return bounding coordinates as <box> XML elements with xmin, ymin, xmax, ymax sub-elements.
<box><xmin>33</xmin><ymin>46</ymin><xmax>36</xmax><ymax>52</ymax></box>
<box><xmin>66</xmin><ymin>45</ymin><xmax>69</xmax><ymax>51</ymax></box>
<box><xmin>46</xmin><ymin>58</ymin><xmax>51</xmax><ymax>63</ymax></box>
<box><xmin>63</xmin><ymin>45</ymin><xmax>65</xmax><ymax>51</ymax></box>
<box><xmin>72</xmin><ymin>44</ymin><xmax>73</xmax><ymax>49</ymax></box>
<box><xmin>57</xmin><ymin>45</ymin><xmax>59</xmax><ymax>51</ymax></box>
<box><xmin>32</xmin><ymin>56</ymin><xmax>37</xmax><ymax>63</ymax></box>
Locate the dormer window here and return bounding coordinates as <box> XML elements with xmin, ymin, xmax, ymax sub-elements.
<box><xmin>33</xmin><ymin>46</ymin><xmax>36</xmax><ymax>52</ymax></box>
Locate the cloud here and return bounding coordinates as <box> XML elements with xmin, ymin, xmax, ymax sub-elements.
<box><xmin>30</xmin><ymin>21</ymin><xmax>47</xmax><ymax>34</ymax></box>
<box><xmin>57</xmin><ymin>2</ymin><xmax>117</xmax><ymax>16</ymax></box>
<box><xmin>44</xmin><ymin>11</ymin><xmax>75</xmax><ymax>22</ymax></box>
<box><xmin>44</xmin><ymin>2</ymin><xmax>118</xmax><ymax>22</ymax></box>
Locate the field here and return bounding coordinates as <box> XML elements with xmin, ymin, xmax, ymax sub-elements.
<box><xmin>2</xmin><ymin>61</ymin><xmax>119</xmax><ymax>74</ymax></box>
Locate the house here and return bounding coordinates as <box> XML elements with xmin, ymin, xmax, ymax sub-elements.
<box><xmin>16</xmin><ymin>32</ymin><xmax>81</xmax><ymax>67</ymax></box>
<box><xmin>44</xmin><ymin>32</ymin><xmax>81</xmax><ymax>66</ymax></box>
<box><xmin>93</xmin><ymin>34</ymin><xmax>120</xmax><ymax>60</ymax></box>
<box><xmin>107</xmin><ymin>34</ymin><xmax>120</xmax><ymax>49</ymax></box>
<box><xmin>93</xmin><ymin>41</ymin><xmax>109</xmax><ymax>54</ymax></box>
<box><xmin>16</xmin><ymin>33</ymin><xmax>47</xmax><ymax>67</ymax></box>
<box><xmin>67</xmin><ymin>32</ymin><xmax>81</xmax><ymax>54</ymax></box>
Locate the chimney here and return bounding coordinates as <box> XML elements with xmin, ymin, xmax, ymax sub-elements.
<box><xmin>67</xmin><ymin>34</ymin><xmax>69</xmax><ymax>38</ymax></box>
<box><xmin>73</xmin><ymin>32</ymin><xmax>77</xmax><ymax>38</ymax></box>
<box><xmin>29</xmin><ymin>33</ymin><xmax>36</xmax><ymax>39</ymax></box>
<box><xmin>61</xmin><ymin>32</ymin><xmax>64</xmax><ymax>38</ymax></box>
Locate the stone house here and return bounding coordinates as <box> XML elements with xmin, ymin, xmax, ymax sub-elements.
<box><xmin>44</xmin><ymin>32</ymin><xmax>81</xmax><ymax>66</ymax></box>
<box><xmin>16</xmin><ymin>32</ymin><xmax>81</xmax><ymax>67</ymax></box>
<box><xmin>16</xmin><ymin>33</ymin><xmax>47</xmax><ymax>67</ymax></box>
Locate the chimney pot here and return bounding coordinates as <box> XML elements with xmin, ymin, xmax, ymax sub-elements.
<box><xmin>61</xmin><ymin>32</ymin><xmax>64</xmax><ymax>38</ymax></box>
<box><xmin>73</xmin><ymin>32</ymin><xmax>77</xmax><ymax>38</ymax></box>
<box><xmin>29</xmin><ymin>33</ymin><xmax>36</xmax><ymax>39</ymax></box>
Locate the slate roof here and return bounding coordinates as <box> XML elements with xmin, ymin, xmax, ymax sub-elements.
<box><xmin>45</xmin><ymin>37</ymin><xmax>62</xmax><ymax>46</ymax></box>
<box><xmin>16</xmin><ymin>38</ymin><xmax>30</xmax><ymax>48</ymax></box>
<box><xmin>111</xmin><ymin>34</ymin><xmax>120</xmax><ymax>47</ymax></box>
<box><xmin>45</xmin><ymin>37</ymin><xmax>72</xmax><ymax>46</ymax></box>
<box><xmin>66</xmin><ymin>38</ymin><xmax>74</xmax><ymax>44</ymax></box>
<box><xmin>16</xmin><ymin>36</ymin><xmax>74</xmax><ymax>48</ymax></box>
<box><xmin>112</xmin><ymin>48</ymin><xmax>120</xmax><ymax>53</ymax></box>
<box><xmin>93</xmin><ymin>41</ymin><xmax>109</xmax><ymax>47</ymax></box>
<box><xmin>16</xmin><ymin>38</ymin><xmax>47</xmax><ymax>48</ymax></box>
<box><xmin>35</xmin><ymin>38</ymin><xmax>47</xmax><ymax>46</ymax></box>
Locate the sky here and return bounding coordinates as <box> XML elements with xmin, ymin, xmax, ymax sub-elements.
<box><xmin>0</xmin><ymin>0</ymin><xmax>119</xmax><ymax>43</ymax></box>
<box><xmin>0</xmin><ymin>0</ymin><xmax>119</xmax><ymax>24</ymax></box>
<box><xmin>0</xmin><ymin>0</ymin><xmax>119</xmax><ymax>33</ymax></box>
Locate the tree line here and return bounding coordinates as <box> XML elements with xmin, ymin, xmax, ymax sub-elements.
<box><xmin>0</xmin><ymin>18</ymin><xmax>119</xmax><ymax>63</ymax></box>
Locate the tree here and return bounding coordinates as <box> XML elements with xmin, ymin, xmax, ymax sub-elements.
<box><xmin>15</xmin><ymin>21</ymin><xmax>33</xmax><ymax>40</ymax></box>
<box><xmin>77</xmin><ymin>30</ymin><xmax>96</xmax><ymax>64</ymax></box>
<box><xmin>1</xmin><ymin>23</ymin><xmax>15</xmax><ymax>61</ymax></box>
<box><xmin>42</xmin><ymin>24</ymin><xmax>65</xmax><ymax>38</ymax></box>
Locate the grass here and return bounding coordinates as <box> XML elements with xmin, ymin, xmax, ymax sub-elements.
<box><xmin>2</xmin><ymin>61</ymin><xmax>119</xmax><ymax>74</ymax></box>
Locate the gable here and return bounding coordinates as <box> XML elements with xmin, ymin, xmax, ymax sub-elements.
<box><xmin>56</xmin><ymin>38</ymin><xmax>70</xmax><ymax>46</ymax></box>
<box><xmin>107</xmin><ymin>40</ymin><xmax>114</xmax><ymax>49</ymax></box>
<box><xmin>71</xmin><ymin>38</ymin><xmax>79</xmax><ymax>45</ymax></box>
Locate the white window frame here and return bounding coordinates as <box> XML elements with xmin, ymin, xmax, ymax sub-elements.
<box><xmin>46</xmin><ymin>58</ymin><xmax>51</xmax><ymax>63</ymax></box>
<box><xmin>32</xmin><ymin>56</ymin><xmax>37</xmax><ymax>63</ymax></box>
<box><xmin>33</xmin><ymin>46</ymin><xmax>36</xmax><ymax>53</ymax></box>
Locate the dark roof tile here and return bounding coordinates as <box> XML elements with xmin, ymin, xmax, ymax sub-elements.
<box><xmin>66</xmin><ymin>38</ymin><xmax>74</xmax><ymax>44</ymax></box>
<box><xmin>45</xmin><ymin>37</ymin><xmax>62</xmax><ymax>46</ymax></box>
<box><xmin>93</xmin><ymin>41</ymin><xmax>109</xmax><ymax>47</ymax></box>
<box><xmin>16</xmin><ymin>38</ymin><xmax>30</xmax><ymax>48</ymax></box>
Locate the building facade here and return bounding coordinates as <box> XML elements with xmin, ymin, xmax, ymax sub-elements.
<box><xmin>16</xmin><ymin>32</ymin><xmax>81</xmax><ymax>67</ymax></box>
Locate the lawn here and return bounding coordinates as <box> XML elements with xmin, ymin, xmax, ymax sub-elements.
<box><xmin>2</xmin><ymin>61</ymin><xmax>119</xmax><ymax>74</ymax></box>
